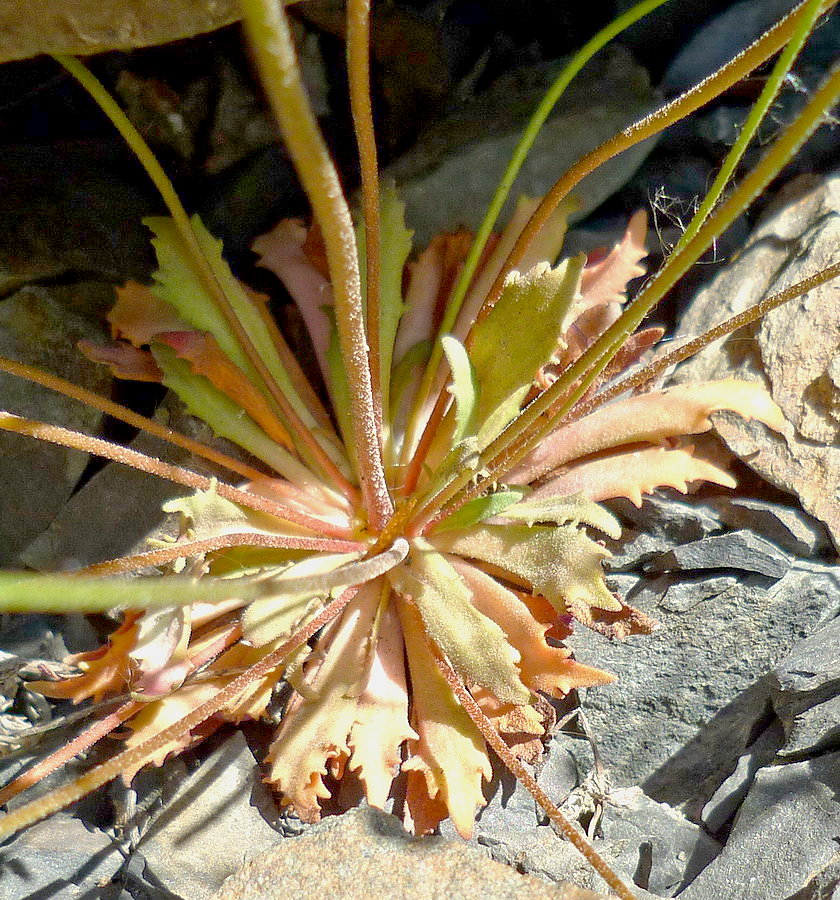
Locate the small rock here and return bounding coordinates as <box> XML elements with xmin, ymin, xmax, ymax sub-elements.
<box><xmin>606</xmin><ymin>495</ymin><xmax>722</xmax><ymax>544</ymax></box>
<box><xmin>212</xmin><ymin>806</ymin><xmax>607</xmax><ymax>900</ymax></box>
<box><xmin>645</xmin><ymin>530</ymin><xmax>791</xmax><ymax>579</ymax></box>
<box><xmin>0</xmin><ymin>813</ymin><xmax>124</xmax><ymax>899</ymax></box>
<box><xmin>712</xmin><ymin>497</ymin><xmax>833</xmax><ymax>559</ymax></box>
<box><xmin>771</xmin><ymin>614</ymin><xmax>840</xmax><ymax>758</ymax></box>
<box><xmin>137</xmin><ymin>732</ymin><xmax>280</xmax><ymax>900</ymax></box>
<box><xmin>700</xmin><ymin>720</ymin><xmax>786</xmax><ymax>833</ymax></box>
<box><xmin>679</xmin><ymin>752</ymin><xmax>840</xmax><ymax>900</ymax></box>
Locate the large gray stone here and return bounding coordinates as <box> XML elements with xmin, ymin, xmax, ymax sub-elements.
<box><xmin>387</xmin><ymin>47</ymin><xmax>657</xmax><ymax>246</ymax></box>
<box><xmin>673</xmin><ymin>174</ymin><xmax>840</xmax><ymax>550</ymax></box>
<box><xmin>212</xmin><ymin>806</ymin><xmax>608</xmax><ymax>900</ymax></box>
<box><xmin>679</xmin><ymin>752</ymin><xmax>840</xmax><ymax>900</ymax></box>
<box><xmin>0</xmin><ymin>287</ymin><xmax>111</xmax><ymax>565</ymax></box>
<box><xmin>569</xmin><ymin>561</ymin><xmax>840</xmax><ymax>814</ymax></box>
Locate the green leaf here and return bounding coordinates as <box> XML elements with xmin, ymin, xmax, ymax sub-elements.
<box><xmin>441</xmin><ymin>335</ymin><xmax>479</xmax><ymax>444</ymax></box>
<box><xmin>433</xmin><ymin>523</ymin><xmax>620</xmax><ymax>614</ymax></box>
<box><xmin>145</xmin><ymin>215</ymin><xmax>318</xmax><ymax>432</ymax></box>
<box><xmin>152</xmin><ymin>344</ymin><xmax>313</xmax><ymax>485</ymax></box>
<box><xmin>469</xmin><ymin>255</ymin><xmax>585</xmax><ymax>445</ymax></box>
<box><xmin>434</xmin><ymin>487</ymin><xmax>528</xmax><ymax>533</ymax></box>
<box><xmin>388</xmin><ymin>540</ymin><xmax>530</xmax><ymax>704</ymax></box>
<box><xmin>501</xmin><ymin>493</ymin><xmax>621</xmax><ymax>538</ymax></box>
<box><xmin>389</xmin><ymin>338</ymin><xmax>431</xmax><ymax>422</ymax></box>
<box><xmin>357</xmin><ymin>181</ymin><xmax>413</xmax><ymax>412</ymax></box>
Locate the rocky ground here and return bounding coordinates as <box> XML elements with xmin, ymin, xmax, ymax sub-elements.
<box><xmin>0</xmin><ymin>1</ymin><xmax>838</xmax><ymax>898</ymax></box>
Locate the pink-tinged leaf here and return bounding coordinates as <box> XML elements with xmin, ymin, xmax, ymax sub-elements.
<box><xmin>398</xmin><ymin>599</ymin><xmax>491</xmax><ymax>839</ymax></box>
<box><xmin>129</xmin><ymin>607</ymin><xmax>191</xmax><ymax>698</ymax></box>
<box><xmin>78</xmin><ymin>340</ymin><xmax>162</xmax><ymax>382</ymax></box>
<box><xmin>252</xmin><ymin>219</ymin><xmax>334</xmax><ymax>380</ymax></box>
<box><xmin>529</xmin><ymin>443</ymin><xmax>737</xmax><ymax>506</ymax></box>
<box><xmin>510</xmin><ymin>378</ymin><xmax>787</xmax><ymax>486</ymax></box>
<box><xmin>394</xmin><ymin>230</ymin><xmax>474</xmax><ymax>364</ymax></box>
<box><xmin>157</xmin><ymin>330</ymin><xmax>293</xmax><ymax>449</ymax></box>
<box><xmin>450</xmin><ymin>558</ymin><xmax>614</xmax><ymax>697</ymax></box>
<box><xmin>347</xmin><ymin>599</ymin><xmax>417</xmax><ymax>809</ymax></box>
<box><xmin>579</xmin><ymin>209</ymin><xmax>648</xmax><ymax>309</ymax></box>
<box><xmin>108</xmin><ymin>281</ymin><xmax>190</xmax><ymax>346</ymax></box>
<box><xmin>264</xmin><ymin>583</ymin><xmax>380</xmax><ymax>823</ymax></box>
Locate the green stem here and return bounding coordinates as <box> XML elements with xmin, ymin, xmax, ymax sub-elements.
<box><xmin>401</xmin><ymin>0</ymin><xmax>675</xmax><ymax>462</ymax></box>
<box><xmin>673</xmin><ymin>0</ymin><xmax>826</xmax><ymax>251</ymax></box>
<box><xmin>56</xmin><ymin>55</ymin><xmax>354</xmax><ymax>499</ymax></box>
<box><xmin>239</xmin><ymin>0</ymin><xmax>393</xmax><ymax>529</ymax></box>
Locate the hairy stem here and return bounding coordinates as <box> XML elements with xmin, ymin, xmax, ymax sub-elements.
<box><xmin>472</xmin><ymin>0</ymin><xmax>836</xmax><ymax>327</ymax></box>
<box><xmin>348</xmin><ymin>0</ymin><xmax>384</xmax><ymax>437</ymax></box>
<box><xmin>434</xmin><ymin>653</ymin><xmax>636</xmax><ymax>900</ymax></box>
<box><xmin>674</xmin><ymin>0</ymin><xmax>826</xmax><ymax>250</ymax></box>
<box><xmin>0</xmin><ymin>354</ymin><xmax>265</xmax><ymax>482</ymax></box>
<box><xmin>240</xmin><ymin>0</ymin><xmax>393</xmax><ymax>529</ymax></box>
<box><xmin>0</xmin><ymin>412</ymin><xmax>353</xmax><ymax>538</ymax></box>
<box><xmin>76</xmin><ymin>532</ymin><xmax>366</xmax><ymax>578</ymax></box>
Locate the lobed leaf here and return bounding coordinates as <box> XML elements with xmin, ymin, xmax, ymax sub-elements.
<box><xmin>470</xmin><ymin>256</ymin><xmax>585</xmax><ymax>445</ymax></box>
<box><xmin>388</xmin><ymin>540</ymin><xmax>530</xmax><ymax>705</ymax></box>
<box><xmin>434</xmin><ymin>523</ymin><xmax>619</xmax><ymax>616</ymax></box>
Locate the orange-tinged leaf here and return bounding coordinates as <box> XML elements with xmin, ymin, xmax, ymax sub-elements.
<box><xmin>451</xmin><ymin>558</ymin><xmax>614</xmax><ymax>697</ymax></box>
<box><xmin>264</xmin><ymin>583</ymin><xmax>380</xmax><ymax>822</ymax></box>
<box><xmin>121</xmin><ymin>681</ymin><xmax>222</xmax><ymax>781</ymax></box>
<box><xmin>510</xmin><ymin>378</ymin><xmax>786</xmax><ymax>485</ymax></box>
<box><xmin>347</xmin><ymin>599</ymin><xmax>417</xmax><ymax>808</ymax></box>
<box><xmin>109</xmin><ymin>281</ymin><xmax>190</xmax><ymax>346</ymax></box>
<box><xmin>529</xmin><ymin>443</ymin><xmax>737</xmax><ymax>506</ymax></box>
<box><xmin>398</xmin><ymin>599</ymin><xmax>491</xmax><ymax>839</ymax></box>
<box><xmin>158</xmin><ymin>330</ymin><xmax>293</xmax><ymax>449</ymax></box>
<box><xmin>30</xmin><ymin>613</ymin><xmax>141</xmax><ymax>703</ymax></box>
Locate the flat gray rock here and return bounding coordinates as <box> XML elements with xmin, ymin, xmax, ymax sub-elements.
<box><xmin>679</xmin><ymin>752</ymin><xmax>840</xmax><ymax>900</ymax></box>
<box><xmin>212</xmin><ymin>806</ymin><xmax>608</xmax><ymax>900</ymax></box>
<box><xmin>569</xmin><ymin>562</ymin><xmax>840</xmax><ymax>813</ymax></box>
<box><xmin>0</xmin><ymin>813</ymin><xmax>124</xmax><ymax>899</ymax></box>
<box><xmin>712</xmin><ymin>497</ymin><xmax>833</xmax><ymax>559</ymax></box>
<box><xmin>137</xmin><ymin>732</ymin><xmax>281</xmax><ymax>900</ymax></box>
<box><xmin>771</xmin><ymin>614</ymin><xmax>840</xmax><ymax>759</ymax></box>
<box><xmin>644</xmin><ymin>530</ymin><xmax>790</xmax><ymax>579</ymax></box>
